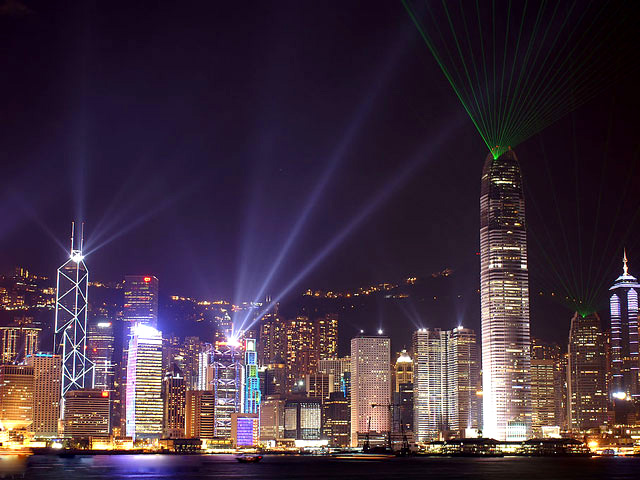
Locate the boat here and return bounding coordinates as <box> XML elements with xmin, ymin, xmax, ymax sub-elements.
<box><xmin>236</xmin><ymin>454</ymin><xmax>263</xmax><ymax>463</ymax></box>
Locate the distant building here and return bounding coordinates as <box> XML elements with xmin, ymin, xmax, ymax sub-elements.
<box><xmin>305</xmin><ymin>373</ymin><xmax>334</xmax><ymax>401</ymax></box>
<box><xmin>315</xmin><ymin>314</ymin><xmax>338</xmax><ymax>360</ymax></box>
<box><xmin>63</xmin><ymin>389</ymin><xmax>110</xmax><ymax>439</ymax></box>
<box><xmin>185</xmin><ymin>390</ymin><xmax>215</xmax><ymax>439</ymax></box>
<box><xmin>350</xmin><ymin>334</ymin><xmax>391</xmax><ymax>447</ymax></box>
<box><xmin>567</xmin><ymin>312</ymin><xmax>608</xmax><ymax>432</ymax></box>
<box><xmin>259</xmin><ymin>395</ymin><xmax>286</xmax><ymax>442</ymax></box>
<box><xmin>480</xmin><ymin>149</ymin><xmax>532</xmax><ymax>441</ymax></box>
<box><xmin>284</xmin><ymin>397</ymin><xmax>322</xmax><ymax>440</ymax></box>
<box><xmin>323</xmin><ymin>391</ymin><xmax>350</xmax><ymax>447</ymax></box>
<box><xmin>87</xmin><ymin>318</ymin><xmax>115</xmax><ymax>390</ymax></box>
<box><xmin>286</xmin><ymin>316</ymin><xmax>316</xmax><ymax>391</ymax></box>
<box><xmin>163</xmin><ymin>366</ymin><xmax>186</xmax><ymax>438</ymax></box>
<box><xmin>258</xmin><ymin>310</ymin><xmax>287</xmax><ymax>366</ymax></box>
<box><xmin>123</xmin><ymin>275</ymin><xmax>159</xmax><ymax>329</ymax></box>
<box><xmin>126</xmin><ymin>324</ymin><xmax>163</xmax><ymax>440</ymax></box>
<box><xmin>393</xmin><ymin>350</ymin><xmax>413</xmax><ymax>435</ymax></box>
<box><xmin>27</xmin><ymin>353</ymin><xmax>61</xmax><ymax>437</ymax></box>
<box><xmin>318</xmin><ymin>357</ymin><xmax>351</xmax><ymax>400</ymax></box>
<box><xmin>0</xmin><ymin>364</ymin><xmax>34</xmax><ymax>430</ymax></box>
<box><xmin>609</xmin><ymin>252</ymin><xmax>640</xmax><ymax>401</ymax></box>
<box><xmin>0</xmin><ymin>325</ymin><xmax>40</xmax><ymax>364</ymax></box>
<box><xmin>231</xmin><ymin>413</ymin><xmax>259</xmax><ymax>447</ymax></box>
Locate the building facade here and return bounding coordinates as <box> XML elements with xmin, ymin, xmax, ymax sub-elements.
<box><xmin>480</xmin><ymin>149</ymin><xmax>532</xmax><ymax>441</ymax></box>
<box><xmin>163</xmin><ymin>366</ymin><xmax>186</xmax><ymax>438</ymax></box>
<box><xmin>0</xmin><ymin>365</ymin><xmax>34</xmax><ymax>431</ymax></box>
<box><xmin>123</xmin><ymin>275</ymin><xmax>159</xmax><ymax>328</ymax></box>
<box><xmin>27</xmin><ymin>353</ymin><xmax>61</xmax><ymax>437</ymax></box>
<box><xmin>185</xmin><ymin>390</ymin><xmax>215</xmax><ymax>439</ymax></box>
<box><xmin>63</xmin><ymin>389</ymin><xmax>110</xmax><ymax>439</ymax></box>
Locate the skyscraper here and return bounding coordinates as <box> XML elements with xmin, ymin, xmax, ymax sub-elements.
<box><xmin>258</xmin><ymin>310</ymin><xmax>287</xmax><ymax>366</ymax></box>
<box><xmin>212</xmin><ymin>341</ymin><xmax>242</xmax><ymax>438</ymax></box>
<box><xmin>0</xmin><ymin>325</ymin><xmax>40</xmax><ymax>364</ymax></box>
<box><xmin>27</xmin><ymin>353</ymin><xmax>62</xmax><ymax>437</ymax></box>
<box><xmin>609</xmin><ymin>251</ymin><xmax>640</xmax><ymax>400</ymax></box>
<box><xmin>567</xmin><ymin>312</ymin><xmax>608</xmax><ymax>432</ymax></box>
<box><xmin>63</xmin><ymin>390</ymin><xmax>111</xmax><ymax>439</ymax></box>
<box><xmin>530</xmin><ymin>339</ymin><xmax>564</xmax><ymax>434</ymax></box>
<box><xmin>393</xmin><ymin>350</ymin><xmax>413</xmax><ymax>435</ymax></box>
<box><xmin>323</xmin><ymin>391</ymin><xmax>350</xmax><ymax>447</ymax></box>
<box><xmin>480</xmin><ymin>149</ymin><xmax>532</xmax><ymax>440</ymax></box>
<box><xmin>126</xmin><ymin>324</ymin><xmax>163</xmax><ymax>440</ymax></box>
<box><xmin>315</xmin><ymin>313</ymin><xmax>338</xmax><ymax>361</ymax></box>
<box><xmin>350</xmin><ymin>334</ymin><xmax>391</xmax><ymax>447</ymax></box>
<box><xmin>0</xmin><ymin>365</ymin><xmax>34</xmax><ymax>431</ymax></box>
<box><xmin>163</xmin><ymin>365</ymin><xmax>186</xmax><ymax>438</ymax></box>
<box><xmin>244</xmin><ymin>338</ymin><xmax>261</xmax><ymax>414</ymax></box>
<box><xmin>318</xmin><ymin>356</ymin><xmax>351</xmax><ymax>399</ymax></box>
<box><xmin>123</xmin><ymin>275</ymin><xmax>159</xmax><ymax>328</ymax></box>
<box><xmin>87</xmin><ymin>318</ymin><xmax>115</xmax><ymax>390</ymax></box>
<box><xmin>286</xmin><ymin>316</ymin><xmax>316</xmax><ymax>390</ymax></box>
<box><xmin>185</xmin><ymin>390</ymin><xmax>215</xmax><ymax>439</ymax></box>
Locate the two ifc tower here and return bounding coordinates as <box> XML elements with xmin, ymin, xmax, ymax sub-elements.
<box><xmin>53</xmin><ymin>222</ymin><xmax>94</xmax><ymax>411</ymax></box>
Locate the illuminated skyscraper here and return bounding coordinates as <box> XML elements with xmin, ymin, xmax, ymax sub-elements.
<box><xmin>530</xmin><ymin>339</ymin><xmax>564</xmax><ymax>434</ymax></box>
<box><xmin>0</xmin><ymin>365</ymin><xmax>34</xmax><ymax>431</ymax></box>
<box><xmin>350</xmin><ymin>334</ymin><xmax>390</xmax><ymax>447</ymax></box>
<box><xmin>450</xmin><ymin>327</ymin><xmax>480</xmax><ymax>434</ymax></box>
<box><xmin>480</xmin><ymin>149</ymin><xmax>532</xmax><ymax>440</ymax></box>
<box><xmin>124</xmin><ymin>275</ymin><xmax>159</xmax><ymax>328</ymax></box>
<box><xmin>126</xmin><ymin>324</ymin><xmax>163</xmax><ymax>440</ymax></box>
<box><xmin>27</xmin><ymin>353</ymin><xmax>62</xmax><ymax>437</ymax></box>
<box><xmin>244</xmin><ymin>338</ymin><xmax>261</xmax><ymax>414</ymax></box>
<box><xmin>318</xmin><ymin>356</ymin><xmax>351</xmax><ymax>399</ymax></box>
<box><xmin>185</xmin><ymin>390</ymin><xmax>215</xmax><ymax>439</ymax></box>
<box><xmin>315</xmin><ymin>314</ymin><xmax>338</xmax><ymax>360</ymax></box>
<box><xmin>163</xmin><ymin>365</ymin><xmax>186</xmax><ymax>438</ymax></box>
<box><xmin>567</xmin><ymin>312</ymin><xmax>608</xmax><ymax>432</ymax></box>
<box><xmin>0</xmin><ymin>325</ymin><xmax>40</xmax><ymax>363</ymax></box>
<box><xmin>54</xmin><ymin>223</ymin><xmax>94</xmax><ymax>405</ymax></box>
<box><xmin>609</xmin><ymin>251</ymin><xmax>640</xmax><ymax>400</ymax></box>
<box><xmin>286</xmin><ymin>316</ymin><xmax>316</xmax><ymax>390</ymax></box>
<box><xmin>212</xmin><ymin>341</ymin><xmax>242</xmax><ymax>438</ymax></box>
<box><xmin>87</xmin><ymin>318</ymin><xmax>115</xmax><ymax>390</ymax></box>
<box><xmin>258</xmin><ymin>309</ymin><xmax>287</xmax><ymax>366</ymax></box>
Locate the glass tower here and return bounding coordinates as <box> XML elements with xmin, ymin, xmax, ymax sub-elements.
<box><xmin>480</xmin><ymin>149</ymin><xmax>532</xmax><ymax>440</ymax></box>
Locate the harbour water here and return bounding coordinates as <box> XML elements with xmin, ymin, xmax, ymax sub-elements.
<box><xmin>6</xmin><ymin>454</ymin><xmax>639</xmax><ymax>479</ymax></box>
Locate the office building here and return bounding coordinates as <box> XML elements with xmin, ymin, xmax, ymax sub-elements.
<box><xmin>394</xmin><ymin>350</ymin><xmax>413</xmax><ymax>435</ymax></box>
<box><xmin>567</xmin><ymin>312</ymin><xmax>608</xmax><ymax>432</ymax></box>
<box><xmin>480</xmin><ymin>148</ymin><xmax>532</xmax><ymax>440</ymax></box>
<box><xmin>0</xmin><ymin>364</ymin><xmax>34</xmax><ymax>430</ymax></box>
<box><xmin>124</xmin><ymin>275</ymin><xmax>159</xmax><ymax>329</ymax></box>
<box><xmin>258</xmin><ymin>310</ymin><xmax>287</xmax><ymax>366</ymax></box>
<box><xmin>0</xmin><ymin>325</ymin><xmax>40</xmax><ymax>364</ymax></box>
<box><xmin>530</xmin><ymin>339</ymin><xmax>564</xmax><ymax>434</ymax></box>
<box><xmin>63</xmin><ymin>389</ymin><xmax>110</xmax><ymax>439</ymax></box>
<box><xmin>350</xmin><ymin>334</ymin><xmax>391</xmax><ymax>447</ymax></box>
<box><xmin>212</xmin><ymin>341</ymin><xmax>242</xmax><ymax>438</ymax></box>
<box><xmin>244</xmin><ymin>338</ymin><xmax>261</xmax><ymax>414</ymax></box>
<box><xmin>87</xmin><ymin>318</ymin><xmax>115</xmax><ymax>390</ymax></box>
<box><xmin>286</xmin><ymin>316</ymin><xmax>316</xmax><ymax>391</ymax></box>
<box><xmin>27</xmin><ymin>353</ymin><xmax>61</xmax><ymax>437</ymax></box>
<box><xmin>264</xmin><ymin>357</ymin><xmax>287</xmax><ymax>396</ymax></box>
<box><xmin>260</xmin><ymin>395</ymin><xmax>286</xmax><ymax>442</ymax></box>
<box><xmin>163</xmin><ymin>365</ymin><xmax>186</xmax><ymax>438</ymax></box>
<box><xmin>231</xmin><ymin>413</ymin><xmax>259</xmax><ymax>447</ymax></box>
<box><xmin>185</xmin><ymin>390</ymin><xmax>215</xmax><ymax>439</ymax></box>
<box><xmin>126</xmin><ymin>324</ymin><xmax>163</xmax><ymax>440</ymax></box>
<box><xmin>323</xmin><ymin>391</ymin><xmax>350</xmax><ymax>447</ymax></box>
<box><xmin>315</xmin><ymin>313</ymin><xmax>338</xmax><ymax>360</ymax></box>
<box><xmin>609</xmin><ymin>251</ymin><xmax>640</xmax><ymax>400</ymax></box>
<box><xmin>284</xmin><ymin>397</ymin><xmax>322</xmax><ymax>440</ymax></box>
<box><xmin>318</xmin><ymin>357</ymin><xmax>351</xmax><ymax>399</ymax></box>
<box><xmin>305</xmin><ymin>373</ymin><xmax>334</xmax><ymax>401</ymax></box>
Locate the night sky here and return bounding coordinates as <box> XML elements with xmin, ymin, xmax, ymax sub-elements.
<box><xmin>1</xmin><ymin>1</ymin><xmax>639</xmax><ymax>345</ymax></box>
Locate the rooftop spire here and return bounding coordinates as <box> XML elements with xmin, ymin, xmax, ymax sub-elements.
<box><xmin>623</xmin><ymin>249</ymin><xmax>629</xmax><ymax>276</ymax></box>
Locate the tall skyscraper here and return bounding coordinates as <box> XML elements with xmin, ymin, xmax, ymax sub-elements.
<box><xmin>315</xmin><ymin>313</ymin><xmax>338</xmax><ymax>360</ymax></box>
<box><xmin>567</xmin><ymin>312</ymin><xmax>608</xmax><ymax>432</ymax></box>
<box><xmin>124</xmin><ymin>275</ymin><xmax>159</xmax><ymax>328</ymax></box>
<box><xmin>480</xmin><ymin>149</ymin><xmax>532</xmax><ymax>440</ymax></box>
<box><xmin>27</xmin><ymin>353</ymin><xmax>62</xmax><ymax>437</ymax></box>
<box><xmin>350</xmin><ymin>334</ymin><xmax>391</xmax><ymax>447</ymax></box>
<box><xmin>185</xmin><ymin>390</ymin><xmax>215</xmax><ymax>439</ymax></box>
<box><xmin>393</xmin><ymin>350</ymin><xmax>413</xmax><ymax>435</ymax></box>
<box><xmin>413</xmin><ymin>327</ymin><xmax>480</xmax><ymax>442</ymax></box>
<box><xmin>286</xmin><ymin>316</ymin><xmax>316</xmax><ymax>390</ymax></box>
<box><xmin>54</xmin><ymin>223</ymin><xmax>93</xmax><ymax>405</ymax></box>
<box><xmin>163</xmin><ymin>365</ymin><xmax>186</xmax><ymax>438</ymax></box>
<box><xmin>258</xmin><ymin>309</ymin><xmax>287</xmax><ymax>366</ymax></box>
<box><xmin>126</xmin><ymin>324</ymin><xmax>163</xmax><ymax>440</ymax></box>
<box><xmin>609</xmin><ymin>251</ymin><xmax>640</xmax><ymax>400</ymax></box>
<box><xmin>0</xmin><ymin>325</ymin><xmax>40</xmax><ymax>363</ymax></box>
<box><xmin>87</xmin><ymin>318</ymin><xmax>115</xmax><ymax>390</ymax></box>
<box><xmin>530</xmin><ymin>339</ymin><xmax>564</xmax><ymax>434</ymax></box>
<box><xmin>244</xmin><ymin>338</ymin><xmax>261</xmax><ymax>414</ymax></box>
<box><xmin>212</xmin><ymin>341</ymin><xmax>242</xmax><ymax>438</ymax></box>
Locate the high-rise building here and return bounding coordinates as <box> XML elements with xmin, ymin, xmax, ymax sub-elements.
<box><xmin>315</xmin><ymin>314</ymin><xmax>338</xmax><ymax>361</ymax></box>
<box><xmin>27</xmin><ymin>353</ymin><xmax>62</xmax><ymax>437</ymax></box>
<box><xmin>212</xmin><ymin>341</ymin><xmax>242</xmax><ymax>438</ymax></box>
<box><xmin>126</xmin><ymin>324</ymin><xmax>163</xmax><ymax>440</ymax></box>
<box><xmin>567</xmin><ymin>312</ymin><xmax>608</xmax><ymax>432</ymax></box>
<box><xmin>0</xmin><ymin>364</ymin><xmax>34</xmax><ymax>431</ymax></box>
<box><xmin>480</xmin><ymin>149</ymin><xmax>532</xmax><ymax>441</ymax></box>
<box><xmin>185</xmin><ymin>390</ymin><xmax>215</xmax><ymax>439</ymax></box>
<box><xmin>284</xmin><ymin>397</ymin><xmax>322</xmax><ymax>440</ymax></box>
<box><xmin>258</xmin><ymin>310</ymin><xmax>287</xmax><ymax>366</ymax></box>
<box><xmin>63</xmin><ymin>389</ymin><xmax>110</xmax><ymax>439</ymax></box>
<box><xmin>305</xmin><ymin>373</ymin><xmax>334</xmax><ymax>401</ymax></box>
<box><xmin>0</xmin><ymin>325</ymin><xmax>40</xmax><ymax>364</ymax></box>
<box><xmin>123</xmin><ymin>275</ymin><xmax>159</xmax><ymax>329</ymax></box>
<box><xmin>264</xmin><ymin>357</ymin><xmax>287</xmax><ymax>396</ymax></box>
<box><xmin>231</xmin><ymin>413</ymin><xmax>259</xmax><ymax>447</ymax></box>
<box><xmin>286</xmin><ymin>316</ymin><xmax>316</xmax><ymax>390</ymax></box>
<box><xmin>54</xmin><ymin>224</ymin><xmax>93</xmax><ymax>405</ymax></box>
<box><xmin>163</xmin><ymin>365</ymin><xmax>186</xmax><ymax>438</ymax></box>
<box><xmin>609</xmin><ymin>252</ymin><xmax>640</xmax><ymax>401</ymax></box>
<box><xmin>413</xmin><ymin>327</ymin><xmax>480</xmax><ymax>442</ymax></box>
<box><xmin>318</xmin><ymin>357</ymin><xmax>351</xmax><ymax>399</ymax></box>
<box><xmin>181</xmin><ymin>336</ymin><xmax>203</xmax><ymax>389</ymax></box>
<box><xmin>393</xmin><ymin>350</ymin><xmax>413</xmax><ymax>435</ymax></box>
<box><xmin>530</xmin><ymin>339</ymin><xmax>564</xmax><ymax>435</ymax></box>
<box><xmin>87</xmin><ymin>318</ymin><xmax>115</xmax><ymax>390</ymax></box>
<box><xmin>259</xmin><ymin>395</ymin><xmax>286</xmax><ymax>442</ymax></box>
<box><xmin>350</xmin><ymin>334</ymin><xmax>391</xmax><ymax>447</ymax></box>
<box><xmin>244</xmin><ymin>338</ymin><xmax>261</xmax><ymax>414</ymax></box>
<box><xmin>323</xmin><ymin>391</ymin><xmax>350</xmax><ymax>447</ymax></box>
